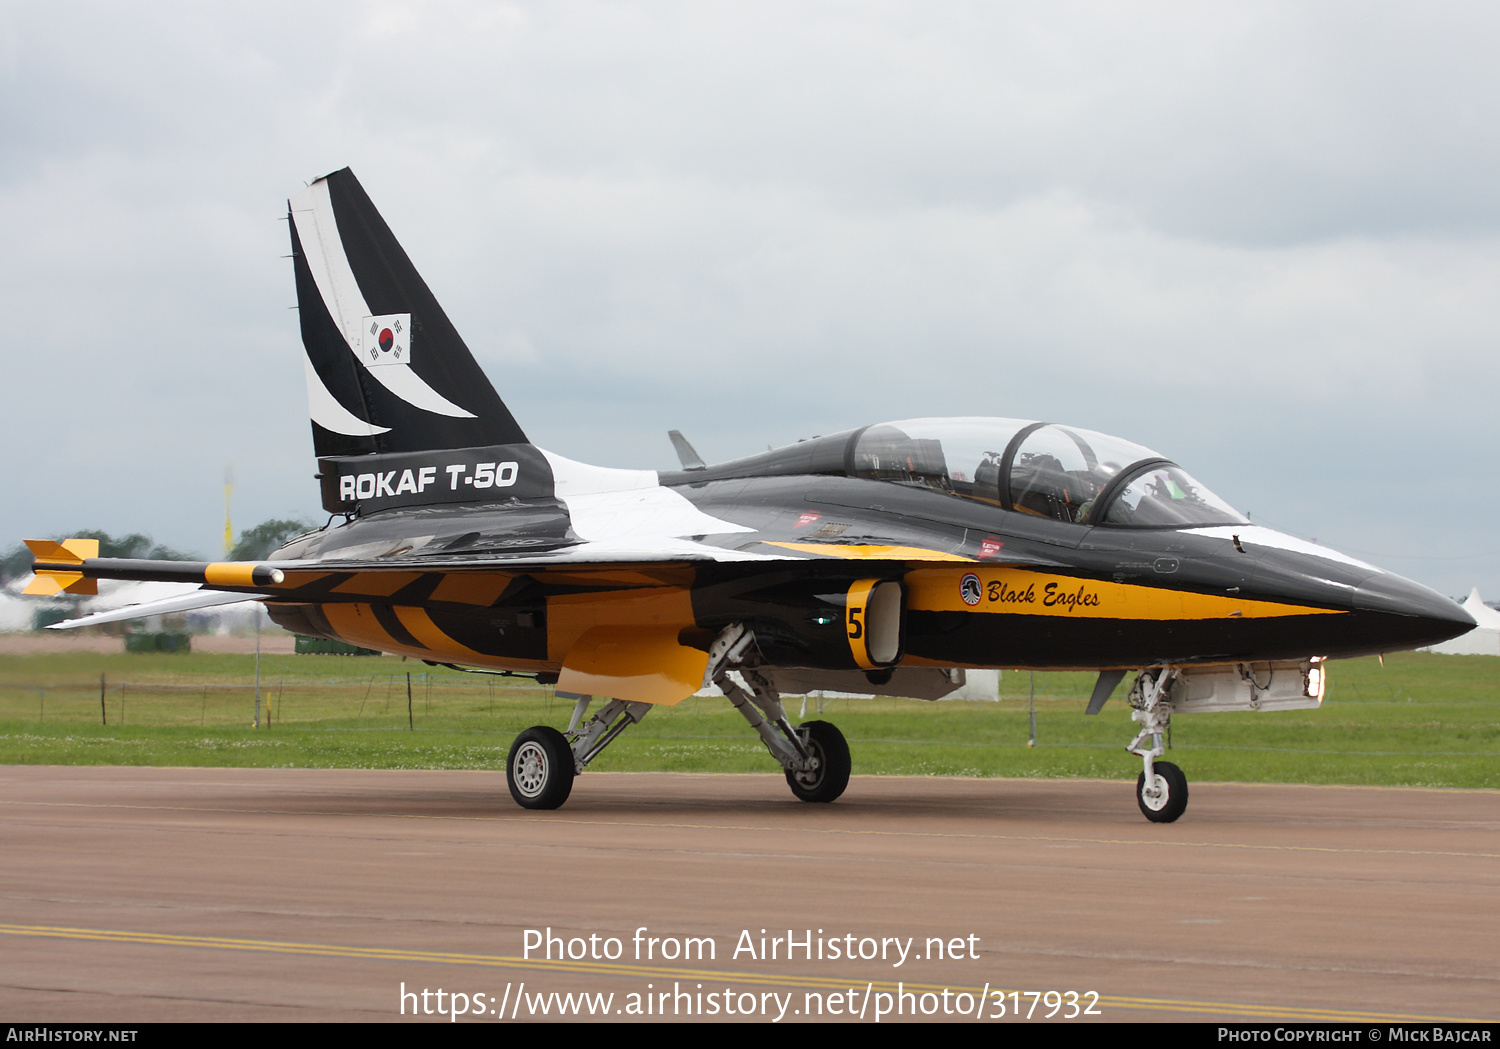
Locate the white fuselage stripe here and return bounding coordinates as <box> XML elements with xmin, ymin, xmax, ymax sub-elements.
<box><xmin>1183</xmin><ymin>525</ymin><xmax>1379</xmax><ymax>573</ymax></box>
<box><xmin>304</xmin><ymin>356</ymin><xmax>390</xmax><ymax>437</ymax></box>
<box><xmin>289</xmin><ymin>180</ymin><xmax>476</xmax><ymax>420</ymax></box>
<box><xmin>540</xmin><ymin>449</ymin><xmax>755</xmax><ymax>545</ymax></box>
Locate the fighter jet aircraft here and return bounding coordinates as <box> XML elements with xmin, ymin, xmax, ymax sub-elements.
<box><xmin>27</xmin><ymin>168</ymin><xmax>1474</xmax><ymax>823</ymax></box>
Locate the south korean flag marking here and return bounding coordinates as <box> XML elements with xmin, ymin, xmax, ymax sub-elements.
<box><xmin>363</xmin><ymin>314</ymin><xmax>410</xmax><ymax>368</ymax></box>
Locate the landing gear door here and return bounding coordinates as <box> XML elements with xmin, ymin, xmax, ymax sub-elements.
<box><xmin>845</xmin><ymin>579</ymin><xmax>905</xmax><ymax>669</ymax></box>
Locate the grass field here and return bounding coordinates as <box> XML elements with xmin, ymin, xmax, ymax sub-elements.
<box><xmin>0</xmin><ymin>648</ymin><xmax>1496</xmax><ymax>788</ymax></box>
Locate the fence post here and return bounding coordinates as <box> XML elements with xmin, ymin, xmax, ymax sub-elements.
<box><xmin>407</xmin><ymin>672</ymin><xmax>413</xmax><ymax>730</ymax></box>
<box><xmin>253</xmin><ymin>627</ymin><xmax>262</xmax><ymax>729</ymax></box>
<box><xmin>100</xmin><ymin>673</ymin><xmax>106</xmax><ymax>726</ymax></box>
<box><xmin>1027</xmin><ymin>670</ymin><xmax>1037</xmax><ymax>747</ymax></box>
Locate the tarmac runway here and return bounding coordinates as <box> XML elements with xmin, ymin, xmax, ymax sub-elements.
<box><xmin>1</xmin><ymin>765</ymin><xmax>1496</xmax><ymax>1023</ymax></box>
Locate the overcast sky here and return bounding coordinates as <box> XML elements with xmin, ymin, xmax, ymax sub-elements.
<box><xmin>3</xmin><ymin>2</ymin><xmax>1497</xmax><ymax>597</ymax></box>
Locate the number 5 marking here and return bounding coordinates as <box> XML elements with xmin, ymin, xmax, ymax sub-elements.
<box><xmin>848</xmin><ymin>607</ymin><xmax>864</xmax><ymax>640</ymax></box>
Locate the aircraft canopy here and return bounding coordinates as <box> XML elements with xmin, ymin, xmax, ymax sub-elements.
<box><xmin>852</xmin><ymin>418</ymin><xmax>1247</xmax><ymax>528</ymax></box>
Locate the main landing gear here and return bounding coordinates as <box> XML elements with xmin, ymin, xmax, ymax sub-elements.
<box><xmin>785</xmin><ymin>720</ymin><xmax>852</xmax><ymax>803</ymax></box>
<box><xmin>506</xmin><ymin>726</ymin><xmax>574</xmax><ymax>809</ymax></box>
<box><xmin>1125</xmin><ymin>666</ymin><xmax>1189</xmax><ymax>823</ymax></box>
<box><xmin>507</xmin><ymin>694</ymin><xmax>653</xmax><ymax>810</ymax></box>
<box><xmin>504</xmin><ymin>622</ymin><xmax>850</xmax><ymax>810</ymax></box>
<box><xmin>705</xmin><ymin>624</ymin><xmax>851</xmax><ymax>804</ymax></box>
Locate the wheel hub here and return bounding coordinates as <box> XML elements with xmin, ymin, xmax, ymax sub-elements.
<box><xmin>792</xmin><ymin>739</ymin><xmax>824</xmax><ymax>787</ymax></box>
<box><xmin>513</xmin><ymin>741</ymin><xmax>548</xmax><ymax>798</ymax></box>
<box><xmin>1140</xmin><ymin>774</ymin><xmax>1169</xmax><ymax>810</ymax></box>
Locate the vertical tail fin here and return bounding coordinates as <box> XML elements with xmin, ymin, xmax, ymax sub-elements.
<box><xmin>288</xmin><ymin>168</ymin><xmax>528</xmax><ymax>457</ymax></box>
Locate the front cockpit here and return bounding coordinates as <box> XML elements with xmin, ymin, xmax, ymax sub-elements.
<box><xmin>850</xmin><ymin>418</ymin><xmax>1247</xmax><ymax>528</ymax></box>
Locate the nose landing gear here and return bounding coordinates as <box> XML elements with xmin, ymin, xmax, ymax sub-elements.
<box><xmin>1136</xmin><ymin>759</ymin><xmax>1188</xmax><ymax>823</ymax></box>
<box><xmin>1127</xmin><ymin>667</ymin><xmax>1189</xmax><ymax>823</ymax></box>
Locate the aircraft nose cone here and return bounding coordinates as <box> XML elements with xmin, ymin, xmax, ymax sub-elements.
<box><xmin>1352</xmin><ymin>574</ymin><xmax>1475</xmax><ymax>649</ymax></box>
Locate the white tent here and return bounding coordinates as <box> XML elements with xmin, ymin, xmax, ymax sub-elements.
<box><xmin>1425</xmin><ymin>588</ymin><xmax>1500</xmax><ymax>655</ymax></box>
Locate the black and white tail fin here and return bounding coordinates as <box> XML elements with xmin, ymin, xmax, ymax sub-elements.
<box><xmin>289</xmin><ymin>168</ymin><xmax>528</xmax><ymax>458</ymax></box>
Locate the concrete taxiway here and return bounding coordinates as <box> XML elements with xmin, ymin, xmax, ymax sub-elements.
<box><xmin>0</xmin><ymin>766</ymin><xmax>1495</xmax><ymax>1022</ymax></box>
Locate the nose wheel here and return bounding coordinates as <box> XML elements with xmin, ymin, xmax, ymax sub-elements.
<box><xmin>1136</xmin><ymin>760</ymin><xmax>1188</xmax><ymax>822</ymax></box>
<box><xmin>1126</xmin><ymin>667</ymin><xmax>1190</xmax><ymax>823</ymax></box>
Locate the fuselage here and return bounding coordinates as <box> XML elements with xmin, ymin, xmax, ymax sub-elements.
<box><xmin>263</xmin><ymin>418</ymin><xmax>1473</xmax><ymax>680</ymax></box>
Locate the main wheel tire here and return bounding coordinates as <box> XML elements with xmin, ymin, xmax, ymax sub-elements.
<box><xmin>507</xmin><ymin>726</ymin><xmax>575</xmax><ymax>810</ymax></box>
<box><xmin>785</xmin><ymin>720</ymin><xmax>851</xmax><ymax>803</ymax></box>
<box><xmin>1136</xmin><ymin>760</ymin><xmax>1188</xmax><ymax>823</ymax></box>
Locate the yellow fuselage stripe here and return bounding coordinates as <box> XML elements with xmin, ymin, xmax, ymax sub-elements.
<box><xmin>766</xmin><ymin>542</ymin><xmax>975</xmax><ymax>562</ymax></box>
<box><xmin>906</xmin><ymin>566</ymin><xmax>1343</xmax><ymax>621</ymax></box>
<box><xmin>392</xmin><ymin>606</ymin><xmax>494</xmax><ymax>661</ymax></box>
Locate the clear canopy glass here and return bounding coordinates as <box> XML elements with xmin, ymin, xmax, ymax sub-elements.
<box><xmin>850</xmin><ymin>418</ymin><xmax>1246</xmax><ymax>528</ymax></box>
<box><xmin>1102</xmin><ymin>463</ymin><xmax>1247</xmax><ymax>528</ymax></box>
<box><xmin>851</xmin><ymin>417</ymin><xmax>1029</xmax><ymax>505</ymax></box>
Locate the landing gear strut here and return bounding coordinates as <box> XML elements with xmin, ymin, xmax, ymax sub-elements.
<box><xmin>505</xmin><ymin>622</ymin><xmax>851</xmax><ymax>810</ymax></box>
<box><xmin>706</xmin><ymin>623</ymin><xmax>851</xmax><ymax>803</ymax></box>
<box><xmin>1126</xmin><ymin>667</ymin><xmax>1189</xmax><ymax>823</ymax></box>
<box><xmin>507</xmin><ymin>694</ymin><xmax>654</xmax><ymax>810</ymax></box>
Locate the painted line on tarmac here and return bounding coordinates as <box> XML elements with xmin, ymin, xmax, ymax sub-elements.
<box><xmin>4</xmin><ymin>798</ymin><xmax>1498</xmax><ymax>861</ymax></box>
<box><xmin>0</xmin><ymin>922</ymin><xmax>1485</xmax><ymax>1023</ymax></box>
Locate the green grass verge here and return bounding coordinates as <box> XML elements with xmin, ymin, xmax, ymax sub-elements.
<box><xmin>0</xmin><ymin>649</ymin><xmax>1496</xmax><ymax>787</ymax></box>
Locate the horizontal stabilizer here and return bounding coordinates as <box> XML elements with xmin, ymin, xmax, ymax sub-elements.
<box><xmin>46</xmin><ymin>590</ymin><xmax>267</xmax><ymax>630</ymax></box>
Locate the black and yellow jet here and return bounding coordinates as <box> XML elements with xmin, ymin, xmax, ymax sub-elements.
<box><xmin>27</xmin><ymin>169</ymin><xmax>1473</xmax><ymax>822</ymax></box>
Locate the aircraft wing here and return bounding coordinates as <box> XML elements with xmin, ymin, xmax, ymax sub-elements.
<box><xmin>23</xmin><ymin>530</ymin><xmax>977</xmax><ymax>707</ymax></box>
<box><xmin>25</xmin><ymin>538</ymin><xmax>975</xmax><ymax>600</ymax></box>
<box><xmin>23</xmin><ymin>545</ymin><xmax>967</xmax><ymax>611</ymax></box>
